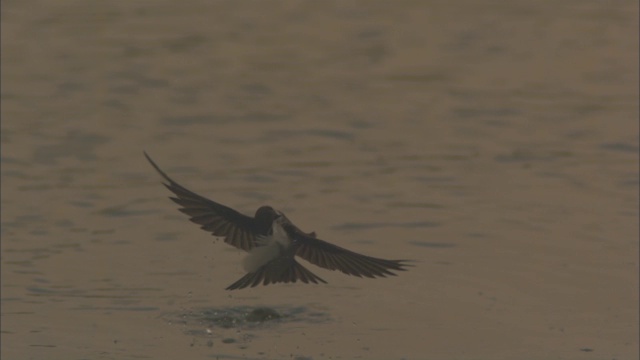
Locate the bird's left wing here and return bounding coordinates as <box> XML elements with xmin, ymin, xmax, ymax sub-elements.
<box><xmin>287</xmin><ymin>225</ymin><xmax>410</xmax><ymax>278</ymax></box>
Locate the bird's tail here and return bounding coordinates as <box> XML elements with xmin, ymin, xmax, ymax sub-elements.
<box><xmin>226</xmin><ymin>259</ymin><xmax>327</xmax><ymax>290</ymax></box>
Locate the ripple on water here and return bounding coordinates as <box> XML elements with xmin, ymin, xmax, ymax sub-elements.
<box><xmin>331</xmin><ymin>220</ymin><xmax>440</xmax><ymax>231</ymax></box>
<box><xmin>161</xmin><ymin>305</ymin><xmax>331</xmax><ymax>348</ymax></box>
<box><xmin>408</xmin><ymin>241</ymin><xmax>456</xmax><ymax>249</ymax></box>
<box><xmin>32</xmin><ymin>130</ymin><xmax>108</xmax><ymax>165</ymax></box>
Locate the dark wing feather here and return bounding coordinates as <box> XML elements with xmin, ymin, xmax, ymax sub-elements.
<box><xmin>145</xmin><ymin>152</ymin><xmax>259</xmax><ymax>251</ymax></box>
<box><xmin>291</xmin><ymin>229</ymin><xmax>409</xmax><ymax>278</ymax></box>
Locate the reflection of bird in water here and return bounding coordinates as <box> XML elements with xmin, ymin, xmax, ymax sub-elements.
<box><xmin>145</xmin><ymin>152</ymin><xmax>410</xmax><ymax>290</ymax></box>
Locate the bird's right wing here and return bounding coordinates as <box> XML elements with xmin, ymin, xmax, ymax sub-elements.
<box><xmin>145</xmin><ymin>152</ymin><xmax>260</xmax><ymax>251</ymax></box>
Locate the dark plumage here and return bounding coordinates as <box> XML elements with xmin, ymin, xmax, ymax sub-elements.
<box><xmin>145</xmin><ymin>152</ymin><xmax>409</xmax><ymax>290</ymax></box>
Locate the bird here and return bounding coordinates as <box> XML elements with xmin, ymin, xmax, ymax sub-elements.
<box><xmin>144</xmin><ymin>152</ymin><xmax>409</xmax><ymax>290</ymax></box>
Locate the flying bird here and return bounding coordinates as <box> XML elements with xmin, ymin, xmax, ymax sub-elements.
<box><xmin>144</xmin><ymin>152</ymin><xmax>409</xmax><ymax>290</ymax></box>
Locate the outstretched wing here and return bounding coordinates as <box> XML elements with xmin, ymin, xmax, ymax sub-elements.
<box><xmin>145</xmin><ymin>152</ymin><xmax>261</xmax><ymax>251</ymax></box>
<box><xmin>289</xmin><ymin>227</ymin><xmax>409</xmax><ymax>278</ymax></box>
<box><xmin>226</xmin><ymin>257</ymin><xmax>327</xmax><ymax>290</ymax></box>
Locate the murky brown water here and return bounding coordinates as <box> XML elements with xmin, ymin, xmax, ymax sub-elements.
<box><xmin>2</xmin><ymin>1</ymin><xmax>638</xmax><ymax>359</ymax></box>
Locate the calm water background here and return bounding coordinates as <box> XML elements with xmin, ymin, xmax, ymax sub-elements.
<box><xmin>2</xmin><ymin>1</ymin><xmax>638</xmax><ymax>359</ymax></box>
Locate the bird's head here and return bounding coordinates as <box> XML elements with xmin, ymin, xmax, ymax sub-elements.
<box><xmin>254</xmin><ymin>206</ymin><xmax>283</xmax><ymax>232</ymax></box>
<box><xmin>255</xmin><ymin>206</ymin><xmax>280</xmax><ymax>220</ymax></box>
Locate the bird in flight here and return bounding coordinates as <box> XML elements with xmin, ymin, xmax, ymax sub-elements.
<box><xmin>144</xmin><ymin>152</ymin><xmax>409</xmax><ymax>290</ymax></box>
